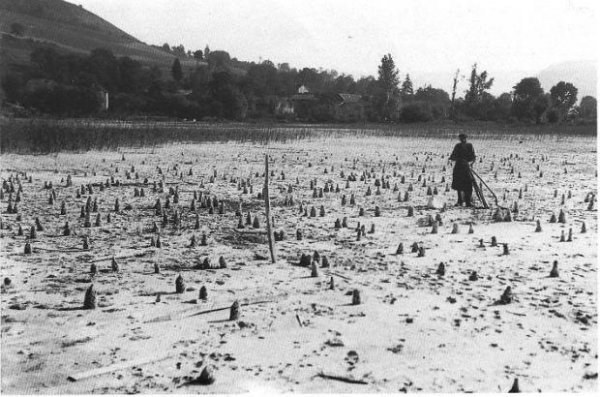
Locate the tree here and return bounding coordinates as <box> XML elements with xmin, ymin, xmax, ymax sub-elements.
<box><xmin>378</xmin><ymin>54</ymin><xmax>399</xmax><ymax>100</ymax></box>
<box><xmin>533</xmin><ymin>94</ymin><xmax>550</xmax><ymax>124</ymax></box>
<box><xmin>400</xmin><ymin>103</ymin><xmax>432</xmax><ymax>122</ymax></box>
<box><xmin>464</xmin><ymin>63</ymin><xmax>494</xmax><ymax>119</ymax></box>
<box><xmin>465</xmin><ymin>64</ymin><xmax>494</xmax><ymax>103</ymax></box>
<box><xmin>450</xmin><ymin>69</ymin><xmax>460</xmax><ymax>120</ymax></box>
<box><xmin>546</xmin><ymin>108</ymin><xmax>560</xmax><ymax>123</ymax></box>
<box><xmin>118</xmin><ymin>56</ymin><xmax>144</xmax><ymax>93</ymax></box>
<box><xmin>579</xmin><ymin>96</ymin><xmax>597</xmax><ymax>120</ymax></box>
<box><xmin>297</xmin><ymin>67</ymin><xmax>317</xmax><ymax>90</ymax></box>
<box><xmin>512</xmin><ymin>77</ymin><xmax>545</xmax><ymax>123</ymax></box>
<box><xmin>23</xmin><ymin>84</ymin><xmax>100</xmax><ymax>116</ymax></box>
<box><xmin>278</xmin><ymin>63</ymin><xmax>291</xmax><ymax>72</ymax></box>
<box><xmin>84</xmin><ymin>48</ymin><xmax>120</xmax><ymax>91</ymax></box>
<box><xmin>172</xmin><ymin>44</ymin><xmax>186</xmax><ymax>58</ymax></box>
<box><xmin>492</xmin><ymin>93</ymin><xmax>513</xmax><ymax>121</ymax></box>
<box><xmin>30</xmin><ymin>47</ymin><xmax>66</xmax><ymax>81</ymax></box>
<box><xmin>333</xmin><ymin>74</ymin><xmax>357</xmax><ymax>94</ymax></box>
<box><xmin>245</xmin><ymin>61</ymin><xmax>278</xmax><ymax>97</ymax></box>
<box><xmin>204</xmin><ymin>45</ymin><xmax>211</xmax><ymax>58</ymax></box>
<box><xmin>171</xmin><ymin>58</ymin><xmax>183</xmax><ymax>83</ymax></box>
<box><xmin>400</xmin><ymin>74</ymin><xmax>413</xmax><ymax>98</ymax></box>
<box><xmin>414</xmin><ymin>85</ymin><xmax>450</xmax><ymax>103</ymax></box>
<box><xmin>549</xmin><ymin>81</ymin><xmax>578</xmax><ymax>121</ymax></box>
<box><xmin>207</xmin><ymin>50</ymin><xmax>231</xmax><ymax>70</ymax></box>
<box><xmin>513</xmin><ymin>77</ymin><xmax>543</xmax><ymax>100</ymax></box>
<box><xmin>1</xmin><ymin>72</ymin><xmax>25</xmax><ymax>103</ymax></box>
<box><xmin>377</xmin><ymin>53</ymin><xmax>400</xmax><ymax>120</ymax></box>
<box><xmin>210</xmin><ymin>71</ymin><xmax>247</xmax><ymax>120</ymax></box>
<box><xmin>193</xmin><ymin>50</ymin><xmax>203</xmax><ymax>61</ymax></box>
<box><xmin>190</xmin><ymin>65</ymin><xmax>211</xmax><ymax>98</ymax></box>
<box><xmin>413</xmin><ymin>85</ymin><xmax>451</xmax><ymax>119</ymax></box>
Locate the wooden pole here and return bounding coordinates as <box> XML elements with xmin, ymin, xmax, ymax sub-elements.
<box><xmin>264</xmin><ymin>154</ymin><xmax>276</xmax><ymax>263</ymax></box>
<box><xmin>469</xmin><ymin>168</ymin><xmax>489</xmax><ymax>209</ymax></box>
<box><xmin>67</xmin><ymin>353</ymin><xmax>173</xmax><ymax>382</ymax></box>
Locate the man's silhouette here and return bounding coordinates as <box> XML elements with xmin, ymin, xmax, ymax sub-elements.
<box><xmin>450</xmin><ymin>133</ymin><xmax>476</xmax><ymax>207</ymax></box>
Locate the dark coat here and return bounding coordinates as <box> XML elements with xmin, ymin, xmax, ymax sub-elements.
<box><xmin>450</xmin><ymin>142</ymin><xmax>475</xmax><ymax>191</ymax></box>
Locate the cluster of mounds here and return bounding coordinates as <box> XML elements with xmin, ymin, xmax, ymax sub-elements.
<box><xmin>0</xmin><ymin>134</ymin><xmax>597</xmax><ymax>393</ymax></box>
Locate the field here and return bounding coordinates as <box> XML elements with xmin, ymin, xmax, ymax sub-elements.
<box><xmin>0</xmin><ymin>125</ymin><xmax>597</xmax><ymax>393</ymax></box>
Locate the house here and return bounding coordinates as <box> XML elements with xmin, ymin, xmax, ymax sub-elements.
<box><xmin>290</xmin><ymin>86</ymin><xmax>365</xmax><ymax>121</ymax></box>
<box><xmin>297</xmin><ymin>85</ymin><xmax>310</xmax><ymax>94</ymax></box>
<box><xmin>333</xmin><ymin>93</ymin><xmax>364</xmax><ymax>122</ymax></box>
<box><xmin>290</xmin><ymin>85</ymin><xmax>317</xmax><ymax>119</ymax></box>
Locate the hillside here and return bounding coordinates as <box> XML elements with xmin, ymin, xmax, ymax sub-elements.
<box><xmin>0</xmin><ymin>0</ymin><xmax>202</xmax><ymax>74</ymax></box>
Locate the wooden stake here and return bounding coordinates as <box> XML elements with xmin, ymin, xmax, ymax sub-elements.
<box><xmin>264</xmin><ymin>154</ymin><xmax>276</xmax><ymax>263</ymax></box>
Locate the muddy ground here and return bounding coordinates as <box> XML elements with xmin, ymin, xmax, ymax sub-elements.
<box><xmin>1</xmin><ymin>134</ymin><xmax>597</xmax><ymax>393</ymax></box>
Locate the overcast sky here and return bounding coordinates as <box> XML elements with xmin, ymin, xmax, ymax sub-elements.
<box><xmin>70</xmin><ymin>0</ymin><xmax>598</xmax><ymax>94</ymax></box>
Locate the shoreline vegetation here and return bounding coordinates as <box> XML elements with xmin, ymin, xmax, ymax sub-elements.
<box><xmin>1</xmin><ymin>117</ymin><xmax>596</xmax><ymax>154</ymax></box>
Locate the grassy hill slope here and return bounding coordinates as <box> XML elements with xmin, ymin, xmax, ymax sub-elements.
<box><xmin>0</xmin><ymin>0</ymin><xmax>202</xmax><ymax>74</ymax></box>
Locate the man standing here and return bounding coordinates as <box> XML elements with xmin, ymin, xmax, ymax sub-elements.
<box><xmin>450</xmin><ymin>133</ymin><xmax>476</xmax><ymax>207</ymax></box>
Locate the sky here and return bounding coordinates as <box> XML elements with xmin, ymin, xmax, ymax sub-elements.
<box><xmin>69</xmin><ymin>0</ymin><xmax>598</xmax><ymax>95</ymax></box>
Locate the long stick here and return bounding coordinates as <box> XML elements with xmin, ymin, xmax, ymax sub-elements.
<box><xmin>469</xmin><ymin>168</ymin><xmax>494</xmax><ymax>199</ymax></box>
<box><xmin>144</xmin><ymin>293</ymin><xmax>288</xmax><ymax>324</ymax></box>
<box><xmin>316</xmin><ymin>371</ymin><xmax>369</xmax><ymax>385</ymax></box>
<box><xmin>264</xmin><ymin>154</ymin><xmax>276</xmax><ymax>263</ymax></box>
<box><xmin>67</xmin><ymin>353</ymin><xmax>173</xmax><ymax>382</ymax></box>
<box><xmin>325</xmin><ymin>271</ymin><xmax>352</xmax><ymax>281</ymax></box>
<box><xmin>187</xmin><ymin>299</ymin><xmax>277</xmax><ymax>318</ymax></box>
<box><xmin>468</xmin><ymin>168</ymin><xmax>489</xmax><ymax>209</ymax></box>
<box><xmin>91</xmin><ymin>252</ymin><xmax>153</xmax><ymax>263</ymax></box>
<box><xmin>469</xmin><ymin>168</ymin><xmax>507</xmax><ymax>209</ymax></box>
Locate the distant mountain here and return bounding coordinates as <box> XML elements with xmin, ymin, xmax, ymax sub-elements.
<box><xmin>0</xmin><ymin>0</ymin><xmax>202</xmax><ymax>74</ymax></box>
<box><xmin>537</xmin><ymin>60</ymin><xmax>596</xmax><ymax>99</ymax></box>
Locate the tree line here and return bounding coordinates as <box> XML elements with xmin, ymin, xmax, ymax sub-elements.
<box><xmin>1</xmin><ymin>45</ymin><xmax>596</xmax><ymax>125</ymax></box>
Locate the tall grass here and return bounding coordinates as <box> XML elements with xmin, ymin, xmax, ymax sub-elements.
<box><xmin>0</xmin><ymin>118</ymin><xmax>596</xmax><ymax>153</ymax></box>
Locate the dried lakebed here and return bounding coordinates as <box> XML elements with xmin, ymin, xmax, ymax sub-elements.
<box><xmin>1</xmin><ymin>134</ymin><xmax>597</xmax><ymax>393</ymax></box>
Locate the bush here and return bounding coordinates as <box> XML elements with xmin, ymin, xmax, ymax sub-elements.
<box><xmin>162</xmin><ymin>94</ymin><xmax>204</xmax><ymax>119</ymax></box>
<box><xmin>547</xmin><ymin>109</ymin><xmax>560</xmax><ymax>123</ymax></box>
<box><xmin>400</xmin><ymin>102</ymin><xmax>433</xmax><ymax>122</ymax></box>
<box><xmin>23</xmin><ymin>84</ymin><xmax>101</xmax><ymax>116</ymax></box>
<box><xmin>1</xmin><ymin>72</ymin><xmax>25</xmax><ymax>103</ymax></box>
<box><xmin>10</xmin><ymin>23</ymin><xmax>25</xmax><ymax>36</ymax></box>
<box><xmin>110</xmin><ymin>93</ymin><xmax>147</xmax><ymax>115</ymax></box>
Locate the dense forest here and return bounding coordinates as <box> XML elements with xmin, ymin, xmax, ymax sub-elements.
<box><xmin>1</xmin><ymin>42</ymin><xmax>596</xmax><ymax>125</ymax></box>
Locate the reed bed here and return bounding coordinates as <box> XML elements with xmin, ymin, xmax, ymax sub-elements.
<box><xmin>1</xmin><ymin>118</ymin><xmax>595</xmax><ymax>153</ymax></box>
